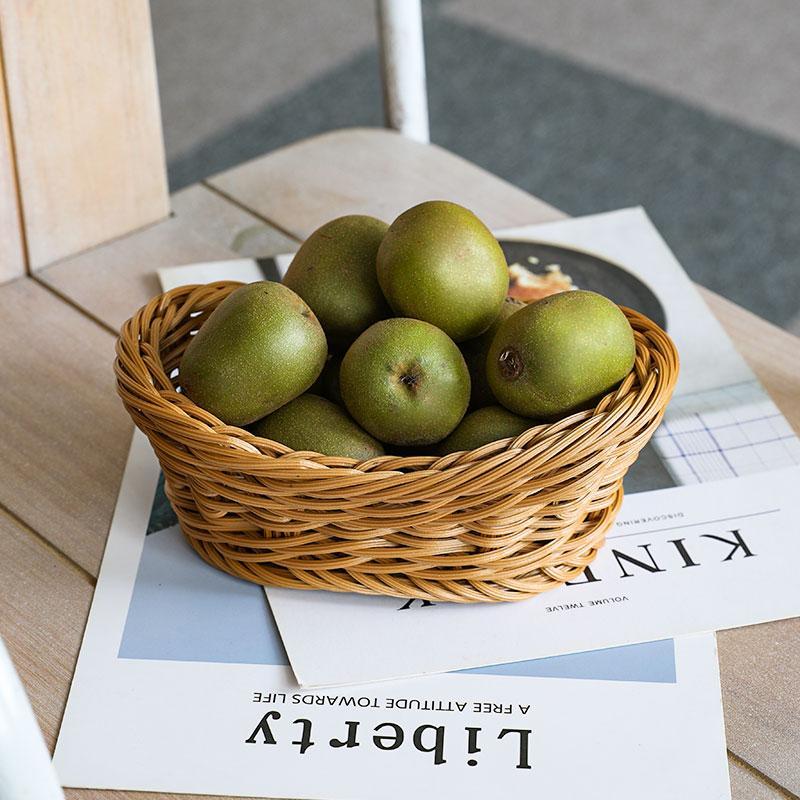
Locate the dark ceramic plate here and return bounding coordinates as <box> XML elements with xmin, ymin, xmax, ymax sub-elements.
<box><xmin>498</xmin><ymin>240</ymin><xmax>667</xmax><ymax>331</ymax></box>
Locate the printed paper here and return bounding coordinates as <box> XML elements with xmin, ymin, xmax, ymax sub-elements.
<box><xmin>53</xmin><ymin>433</ymin><xmax>730</xmax><ymax>799</ymax></box>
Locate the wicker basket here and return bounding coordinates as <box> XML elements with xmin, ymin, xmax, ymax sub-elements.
<box><xmin>115</xmin><ymin>281</ymin><xmax>679</xmax><ymax>603</ymax></box>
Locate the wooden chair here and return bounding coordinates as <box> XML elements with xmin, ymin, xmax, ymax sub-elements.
<box><xmin>0</xmin><ymin>2</ymin><xmax>798</xmax><ymax>798</ymax></box>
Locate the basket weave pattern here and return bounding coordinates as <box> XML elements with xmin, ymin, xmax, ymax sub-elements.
<box><xmin>115</xmin><ymin>282</ymin><xmax>679</xmax><ymax>603</ymax></box>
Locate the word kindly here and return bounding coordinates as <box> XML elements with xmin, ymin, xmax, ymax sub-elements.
<box><xmin>246</xmin><ymin>712</ymin><xmax>533</xmax><ymax>769</ymax></box>
<box><xmin>567</xmin><ymin>528</ymin><xmax>755</xmax><ymax>585</ymax></box>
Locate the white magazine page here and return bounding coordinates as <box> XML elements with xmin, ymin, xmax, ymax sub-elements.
<box><xmin>210</xmin><ymin>207</ymin><xmax>800</xmax><ymax>686</ymax></box>
<box><xmin>53</xmin><ymin>431</ymin><xmax>731</xmax><ymax>799</ymax></box>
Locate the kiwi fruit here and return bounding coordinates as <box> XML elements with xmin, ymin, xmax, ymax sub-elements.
<box><xmin>437</xmin><ymin>405</ymin><xmax>531</xmax><ymax>454</ymax></box>
<box><xmin>340</xmin><ymin>317</ymin><xmax>470</xmax><ymax>446</ymax></box>
<box><xmin>283</xmin><ymin>215</ymin><xmax>390</xmax><ymax>349</ymax></box>
<box><xmin>179</xmin><ymin>282</ymin><xmax>327</xmax><ymax>426</ymax></box>
<box><xmin>251</xmin><ymin>394</ymin><xmax>384</xmax><ymax>460</ymax></box>
<box><xmin>376</xmin><ymin>200</ymin><xmax>509</xmax><ymax>342</ymax></box>
<box><xmin>488</xmin><ymin>290</ymin><xmax>635</xmax><ymax>419</ymax></box>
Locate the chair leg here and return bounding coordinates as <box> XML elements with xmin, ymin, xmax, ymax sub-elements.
<box><xmin>376</xmin><ymin>0</ymin><xmax>430</xmax><ymax>143</ymax></box>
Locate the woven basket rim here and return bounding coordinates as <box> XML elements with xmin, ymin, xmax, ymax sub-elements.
<box><xmin>115</xmin><ymin>281</ymin><xmax>679</xmax><ymax>479</ymax></box>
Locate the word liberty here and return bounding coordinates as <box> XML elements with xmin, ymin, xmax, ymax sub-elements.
<box><xmin>246</xmin><ymin>712</ymin><xmax>532</xmax><ymax>769</ymax></box>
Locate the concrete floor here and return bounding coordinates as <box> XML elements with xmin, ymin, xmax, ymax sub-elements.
<box><xmin>151</xmin><ymin>0</ymin><xmax>800</xmax><ymax>333</ymax></box>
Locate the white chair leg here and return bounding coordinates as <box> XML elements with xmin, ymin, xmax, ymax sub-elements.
<box><xmin>376</xmin><ymin>0</ymin><xmax>430</xmax><ymax>143</ymax></box>
<box><xmin>0</xmin><ymin>637</ymin><xmax>64</xmax><ymax>799</ymax></box>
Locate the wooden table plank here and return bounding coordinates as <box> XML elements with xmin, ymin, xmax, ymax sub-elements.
<box><xmin>171</xmin><ymin>184</ymin><xmax>298</xmax><ymax>258</ymax></box>
<box><xmin>0</xmin><ymin>509</ymin><xmax>92</xmax><ymax>753</ymax></box>
<box><xmin>208</xmin><ymin>127</ymin><xmax>564</xmax><ymax>239</ymax></box>
<box><xmin>701</xmin><ymin>288</ymin><xmax>800</xmax><ymax>430</ymax></box>
<box><xmin>719</xmin><ymin>620</ymin><xmax>800</xmax><ymax>795</ymax></box>
<box><xmin>0</xmin><ymin>511</ymin><xmax>259</xmax><ymax>799</ymax></box>
<box><xmin>728</xmin><ymin>757</ymin><xmax>790</xmax><ymax>800</ymax></box>
<box><xmin>0</xmin><ymin>278</ymin><xmax>131</xmax><ymax>575</ymax></box>
<box><xmin>36</xmin><ymin>196</ymin><xmax>239</xmax><ymax>334</ymax></box>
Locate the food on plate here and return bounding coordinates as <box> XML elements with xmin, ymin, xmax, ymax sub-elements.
<box><xmin>507</xmin><ymin>261</ymin><xmax>575</xmax><ymax>302</ymax></box>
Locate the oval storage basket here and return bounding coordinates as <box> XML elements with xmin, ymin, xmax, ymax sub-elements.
<box><xmin>115</xmin><ymin>281</ymin><xmax>679</xmax><ymax>603</ymax></box>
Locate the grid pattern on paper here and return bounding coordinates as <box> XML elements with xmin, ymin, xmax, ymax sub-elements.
<box><xmin>651</xmin><ymin>380</ymin><xmax>800</xmax><ymax>485</ymax></box>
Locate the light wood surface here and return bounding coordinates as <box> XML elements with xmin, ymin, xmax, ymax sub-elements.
<box><xmin>37</xmin><ymin>184</ymin><xmax>294</xmax><ymax>333</ymax></box>
<box><xmin>208</xmin><ymin>127</ymin><xmax>564</xmax><ymax>239</ymax></box>
<box><xmin>0</xmin><ymin>128</ymin><xmax>797</xmax><ymax>798</ymax></box>
<box><xmin>700</xmin><ymin>288</ymin><xmax>800</xmax><ymax>430</ymax></box>
<box><xmin>0</xmin><ymin>509</ymin><xmax>92</xmax><ymax>752</ymax></box>
<box><xmin>36</xmin><ymin>211</ymin><xmax>237</xmax><ymax>334</ymax></box>
<box><xmin>0</xmin><ymin>50</ymin><xmax>25</xmax><ymax>282</ymax></box>
<box><xmin>0</xmin><ymin>0</ymin><xmax>169</xmax><ymax>268</ymax></box>
<box><xmin>719</xmin><ymin>619</ymin><xmax>800</xmax><ymax>793</ymax></box>
<box><xmin>170</xmin><ymin>184</ymin><xmax>298</xmax><ymax>259</ymax></box>
<box><xmin>728</xmin><ymin>757</ymin><xmax>790</xmax><ymax>800</ymax></box>
<box><xmin>0</xmin><ymin>278</ymin><xmax>131</xmax><ymax>574</ymax></box>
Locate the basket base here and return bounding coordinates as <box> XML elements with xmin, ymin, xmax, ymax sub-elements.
<box><xmin>172</xmin><ymin>487</ymin><xmax>624</xmax><ymax>603</ymax></box>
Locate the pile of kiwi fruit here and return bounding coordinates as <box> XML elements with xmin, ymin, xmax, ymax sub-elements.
<box><xmin>179</xmin><ymin>201</ymin><xmax>636</xmax><ymax>460</ymax></box>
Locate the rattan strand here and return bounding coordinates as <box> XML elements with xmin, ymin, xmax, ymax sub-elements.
<box><xmin>115</xmin><ymin>281</ymin><xmax>679</xmax><ymax>602</ymax></box>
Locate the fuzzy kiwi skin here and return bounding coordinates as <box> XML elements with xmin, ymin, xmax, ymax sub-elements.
<box><xmin>311</xmin><ymin>354</ymin><xmax>343</xmax><ymax>406</ymax></box>
<box><xmin>251</xmin><ymin>394</ymin><xmax>384</xmax><ymax>461</ymax></box>
<box><xmin>487</xmin><ymin>290</ymin><xmax>636</xmax><ymax>419</ymax></box>
<box><xmin>460</xmin><ymin>297</ymin><xmax>524</xmax><ymax>409</ymax></box>
<box><xmin>283</xmin><ymin>215</ymin><xmax>390</xmax><ymax>351</ymax></box>
<box><xmin>376</xmin><ymin>201</ymin><xmax>509</xmax><ymax>342</ymax></box>
<box><xmin>179</xmin><ymin>281</ymin><xmax>327</xmax><ymax>426</ymax></box>
<box><xmin>340</xmin><ymin>317</ymin><xmax>470</xmax><ymax>447</ymax></box>
<box><xmin>437</xmin><ymin>405</ymin><xmax>532</xmax><ymax>454</ymax></box>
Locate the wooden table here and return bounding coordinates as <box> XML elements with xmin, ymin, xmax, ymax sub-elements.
<box><xmin>1</xmin><ymin>128</ymin><xmax>798</xmax><ymax>800</ymax></box>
